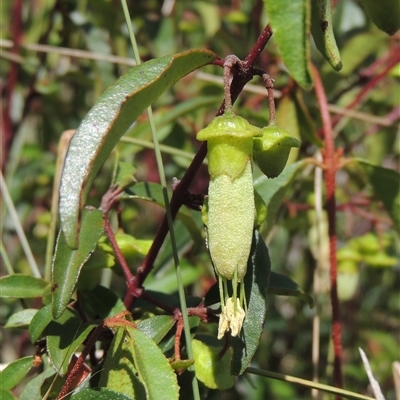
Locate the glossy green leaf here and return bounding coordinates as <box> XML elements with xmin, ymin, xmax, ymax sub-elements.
<box><xmin>71</xmin><ymin>388</ymin><xmax>133</xmax><ymax>400</ymax></box>
<box><xmin>5</xmin><ymin>309</ymin><xmax>38</xmax><ymax>329</ymax></box>
<box><xmin>46</xmin><ymin>307</ymin><xmax>97</xmax><ymax>376</ymax></box>
<box><xmin>79</xmin><ymin>285</ymin><xmax>126</xmax><ymax>319</ymax></box>
<box><xmin>264</xmin><ymin>0</ymin><xmax>312</xmax><ymax>88</ymax></box>
<box><xmin>254</xmin><ymin>160</ymin><xmax>307</xmax><ymax>234</ymax></box>
<box><xmin>0</xmin><ymin>275</ymin><xmax>48</xmax><ymax>299</ymax></box>
<box><xmin>129</xmin><ymin>326</ymin><xmax>179</xmax><ymax>400</ymax></box>
<box><xmin>192</xmin><ymin>336</ymin><xmax>234</xmax><ymax>389</ymax></box>
<box><xmin>123</xmin><ymin>182</ymin><xmax>204</xmax><ymax>249</ymax></box>
<box><xmin>59</xmin><ymin>49</ymin><xmax>217</xmax><ymax>249</ymax></box>
<box><xmin>268</xmin><ymin>271</ymin><xmax>314</xmax><ymax>308</ymax></box>
<box><xmin>99</xmin><ymin>327</ymin><xmax>146</xmax><ymax>399</ymax></box>
<box><xmin>0</xmin><ymin>356</ymin><xmax>33</xmax><ymax>390</ymax></box>
<box><xmin>137</xmin><ymin>315</ymin><xmax>175</xmax><ymax>344</ymax></box>
<box><xmin>311</xmin><ymin>0</ymin><xmax>342</xmax><ymax>71</ymax></box>
<box><xmin>28</xmin><ymin>304</ymin><xmax>53</xmax><ymax>343</ymax></box>
<box><xmin>52</xmin><ymin>208</ymin><xmax>104</xmax><ymax>319</ymax></box>
<box><xmin>231</xmin><ymin>230</ymin><xmax>271</xmax><ymax>376</ymax></box>
<box><xmin>355</xmin><ymin>159</ymin><xmax>400</xmax><ymax>232</ymax></box>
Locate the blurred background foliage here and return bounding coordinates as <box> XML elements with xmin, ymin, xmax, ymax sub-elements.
<box><xmin>1</xmin><ymin>0</ymin><xmax>399</xmax><ymax>399</ymax></box>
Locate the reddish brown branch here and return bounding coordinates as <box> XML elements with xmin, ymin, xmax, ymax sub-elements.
<box><xmin>311</xmin><ymin>63</ymin><xmax>343</xmax><ymax>394</ymax></box>
<box><xmin>124</xmin><ymin>24</ymin><xmax>274</xmax><ymax>309</ymax></box>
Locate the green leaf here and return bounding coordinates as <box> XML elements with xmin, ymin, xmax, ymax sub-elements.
<box><xmin>79</xmin><ymin>285</ymin><xmax>126</xmax><ymax>319</ymax></box>
<box><xmin>310</xmin><ymin>0</ymin><xmax>342</xmax><ymax>71</ymax></box>
<box><xmin>0</xmin><ymin>275</ymin><xmax>48</xmax><ymax>299</ymax></box>
<box><xmin>113</xmin><ymin>161</ymin><xmax>137</xmax><ymax>191</ymax></box>
<box><xmin>129</xmin><ymin>326</ymin><xmax>179</xmax><ymax>400</ymax></box>
<box><xmin>59</xmin><ymin>49</ymin><xmax>217</xmax><ymax>249</ymax></box>
<box><xmin>268</xmin><ymin>272</ymin><xmax>314</xmax><ymax>308</ymax></box>
<box><xmin>52</xmin><ymin>208</ymin><xmax>104</xmax><ymax>319</ymax></box>
<box><xmin>99</xmin><ymin>327</ymin><xmax>146</xmax><ymax>399</ymax></box>
<box><xmin>123</xmin><ymin>182</ymin><xmax>204</xmax><ymax>249</ymax></box>
<box><xmin>46</xmin><ymin>307</ymin><xmax>97</xmax><ymax>376</ymax></box>
<box><xmin>0</xmin><ymin>356</ymin><xmax>33</xmax><ymax>390</ymax></box>
<box><xmin>254</xmin><ymin>160</ymin><xmax>307</xmax><ymax>234</ymax></box>
<box><xmin>18</xmin><ymin>367</ymin><xmax>56</xmax><ymax>400</ymax></box>
<box><xmin>355</xmin><ymin>159</ymin><xmax>400</xmax><ymax>232</ymax></box>
<box><xmin>5</xmin><ymin>309</ymin><xmax>38</xmax><ymax>328</ymax></box>
<box><xmin>337</xmin><ymin>32</ymin><xmax>386</xmax><ymax>76</ymax></box>
<box><xmin>0</xmin><ymin>390</ymin><xmax>15</xmax><ymax>400</ymax></box>
<box><xmin>71</xmin><ymin>388</ymin><xmax>133</xmax><ymax>400</ymax></box>
<box><xmin>359</xmin><ymin>0</ymin><xmax>400</xmax><ymax>35</ymax></box>
<box><xmin>231</xmin><ymin>230</ymin><xmax>271</xmax><ymax>376</ymax></box>
<box><xmin>137</xmin><ymin>315</ymin><xmax>175</xmax><ymax>344</ymax></box>
<box><xmin>29</xmin><ymin>304</ymin><xmax>53</xmax><ymax>343</ymax></box>
<box><xmin>192</xmin><ymin>336</ymin><xmax>234</xmax><ymax>389</ymax></box>
<box><xmin>264</xmin><ymin>0</ymin><xmax>312</xmax><ymax>88</ymax></box>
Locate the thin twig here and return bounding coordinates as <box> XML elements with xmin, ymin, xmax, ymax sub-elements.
<box><xmin>0</xmin><ymin>170</ymin><xmax>41</xmax><ymax>278</ymax></box>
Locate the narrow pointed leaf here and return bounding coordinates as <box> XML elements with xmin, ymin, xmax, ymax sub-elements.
<box><xmin>52</xmin><ymin>208</ymin><xmax>104</xmax><ymax>318</ymax></box>
<box><xmin>0</xmin><ymin>356</ymin><xmax>33</xmax><ymax>390</ymax></box>
<box><xmin>264</xmin><ymin>0</ymin><xmax>312</xmax><ymax>88</ymax></box>
<box><xmin>0</xmin><ymin>275</ymin><xmax>48</xmax><ymax>299</ymax></box>
<box><xmin>268</xmin><ymin>271</ymin><xmax>314</xmax><ymax>308</ymax></box>
<box><xmin>231</xmin><ymin>230</ymin><xmax>271</xmax><ymax>376</ymax></box>
<box><xmin>59</xmin><ymin>49</ymin><xmax>217</xmax><ymax>248</ymax></box>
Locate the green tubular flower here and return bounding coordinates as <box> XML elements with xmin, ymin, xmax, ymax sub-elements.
<box><xmin>253</xmin><ymin>125</ymin><xmax>300</xmax><ymax>178</ymax></box>
<box><xmin>197</xmin><ymin>112</ymin><xmax>261</xmax><ymax>338</ymax></box>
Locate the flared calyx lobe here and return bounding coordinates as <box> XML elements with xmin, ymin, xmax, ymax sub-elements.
<box><xmin>197</xmin><ymin>113</ymin><xmax>262</xmax><ymax>179</ymax></box>
<box><xmin>253</xmin><ymin>125</ymin><xmax>300</xmax><ymax>178</ymax></box>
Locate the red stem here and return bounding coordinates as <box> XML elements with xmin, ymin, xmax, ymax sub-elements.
<box><xmin>124</xmin><ymin>24</ymin><xmax>273</xmax><ymax>309</ymax></box>
<box><xmin>311</xmin><ymin>64</ymin><xmax>343</xmax><ymax>394</ymax></box>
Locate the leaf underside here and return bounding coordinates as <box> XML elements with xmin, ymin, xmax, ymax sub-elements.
<box><xmin>59</xmin><ymin>49</ymin><xmax>217</xmax><ymax>249</ymax></box>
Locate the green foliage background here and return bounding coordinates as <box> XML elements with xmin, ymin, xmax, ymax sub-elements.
<box><xmin>1</xmin><ymin>0</ymin><xmax>399</xmax><ymax>399</ymax></box>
